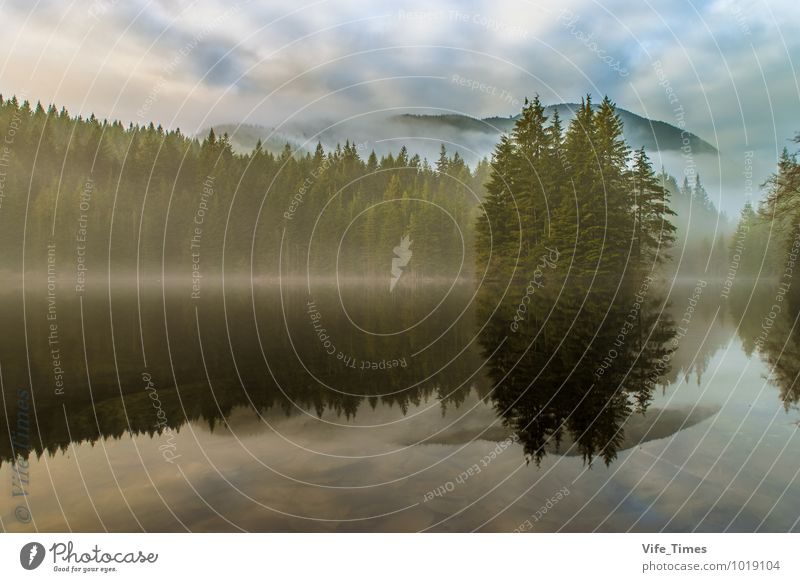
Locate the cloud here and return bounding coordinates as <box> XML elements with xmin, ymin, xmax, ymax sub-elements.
<box><xmin>0</xmin><ymin>0</ymin><xmax>797</xmax><ymax>206</ymax></box>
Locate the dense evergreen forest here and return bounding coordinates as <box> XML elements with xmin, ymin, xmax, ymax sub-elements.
<box><xmin>475</xmin><ymin>94</ymin><xmax>678</xmax><ymax>289</ymax></box>
<box><xmin>0</xmin><ymin>93</ymin><xmax>727</xmax><ymax>293</ymax></box>
<box><xmin>727</xmin><ymin>138</ymin><xmax>800</xmax><ymax>306</ymax></box>
<box><xmin>0</xmin><ymin>94</ymin><xmax>489</xmax><ymax>288</ymax></box>
<box><xmin>2</xmin><ymin>91</ymin><xmax>798</xmax><ymax>467</ymax></box>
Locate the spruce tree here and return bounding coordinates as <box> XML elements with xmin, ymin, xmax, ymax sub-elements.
<box><xmin>631</xmin><ymin>147</ymin><xmax>677</xmax><ymax>272</ymax></box>
<box><xmin>509</xmin><ymin>95</ymin><xmax>550</xmax><ymax>255</ymax></box>
<box><xmin>693</xmin><ymin>174</ymin><xmax>712</xmax><ymax>212</ymax></box>
<box><xmin>592</xmin><ymin>96</ymin><xmax>632</xmax><ymax>274</ymax></box>
<box><xmin>475</xmin><ymin>134</ymin><xmax>521</xmax><ymax>280</ymax></box>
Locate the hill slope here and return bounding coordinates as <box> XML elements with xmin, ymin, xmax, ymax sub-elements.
<box><xmin>392</xmin><ymin>103</ymin><xmax>717</xmax><ymax>155</ymax></box>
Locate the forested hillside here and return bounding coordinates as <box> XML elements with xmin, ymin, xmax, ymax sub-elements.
<box><xmin>0</xmin><ymin>92</ymin><xmax>731</xmax><ymax>294</ymax></box>
<box><xmin>0</xmin><ymin>95</ymin><xmax>489</xmax><ymax>291</ymax></box>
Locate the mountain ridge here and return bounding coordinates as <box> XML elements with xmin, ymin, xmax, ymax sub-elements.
<box><xmin>392</xmin><ymin>103</ymin><xmax>718</xmax><ymax>155</ymax></box>
<box><xmin>209</xmin><ymin>102</ymin><xmax>717</xmax><ymax>159</ymax></box>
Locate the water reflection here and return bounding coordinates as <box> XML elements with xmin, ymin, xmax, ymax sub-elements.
<box><xmin>476</xmin><ymin>260</ymin><xmax>691</xmax><ymax>463</ymax></box>
<box><xmin>0</xmin><ymin>283</ymin><xmax>481</xmax><ymax>464</ymax></box>
<box><xmin>728</xmin><ymin>275</ymin><xmax>800</xmax><ymax>407</ymax></box>
<box><xmin>0</xmin><ymin>277</ymin><xmax>798</xmax><ymax>531</ymax></box>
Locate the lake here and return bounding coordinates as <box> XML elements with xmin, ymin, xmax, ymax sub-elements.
<box><xmin>1</xmin><ymin>278</ymin><xmax>798</xmax><ymax>532</ymax></box>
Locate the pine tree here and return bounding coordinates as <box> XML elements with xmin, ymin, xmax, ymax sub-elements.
<box><xmin>680</xmin><ymin>176</ymin><xmax>692</xmax><ymax>201</ymax></box>
<box><xmin>436</xmin><ymin>144</ymin><xmax>448</xmax><ymax>175</ymax></box>
<box><xmin>592</xmin><ymin>96</ymin><xmax>632</xmax><ymax>273</ymax></box>
<box><xmin>475</xmin><ymin>134</ymin><xmax>521</xmax><ymax>279</ymax></box>
<box><xmin>693</xmin><ymin>174</ymin><xmax>712</xmax><ymax>212</ymax></box>
<box><xmin>366</xmin><ymin>150</ymin><xmax>378</xmax><ymax>172</ymax></box>
<box><xmin>550</xmin><ymin>98</ymin><xmax>598</xmax><ymax>279</ymax></box>
<box><xmin>544</xmin><ymin>107</ymin><xmax>567</xmax><ymax>235</ymax></box>
<box><xmin>762</xmin><ymin>147</ymin><xmax>800</xmax><ymax>222</ymax></box>
<box><xmin>509</xmin><ymin>95</ymin><xmax>550</xmax><ymax>254</ymax></box>
<box><xmin>631</xmin><ymin>147</ymin><xmax>677</xmax><ymax>272</ymax></box>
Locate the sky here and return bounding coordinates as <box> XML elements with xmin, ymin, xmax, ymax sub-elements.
<box><xmin>1</xmin><ymin>0</ymin><xmax>798</xmax><ymax>205</ymax></box>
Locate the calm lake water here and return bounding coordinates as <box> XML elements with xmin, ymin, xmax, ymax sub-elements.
<box><xmin>1</xmin><ymin>279</ymin><xmax>799</xmax><ymax>532</ymax></box>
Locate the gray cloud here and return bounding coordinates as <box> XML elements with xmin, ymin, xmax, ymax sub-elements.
<box><xmin>0</xmin><ymin>0</ymin><xmax>797</xmax><ymax>209</ymax></box>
